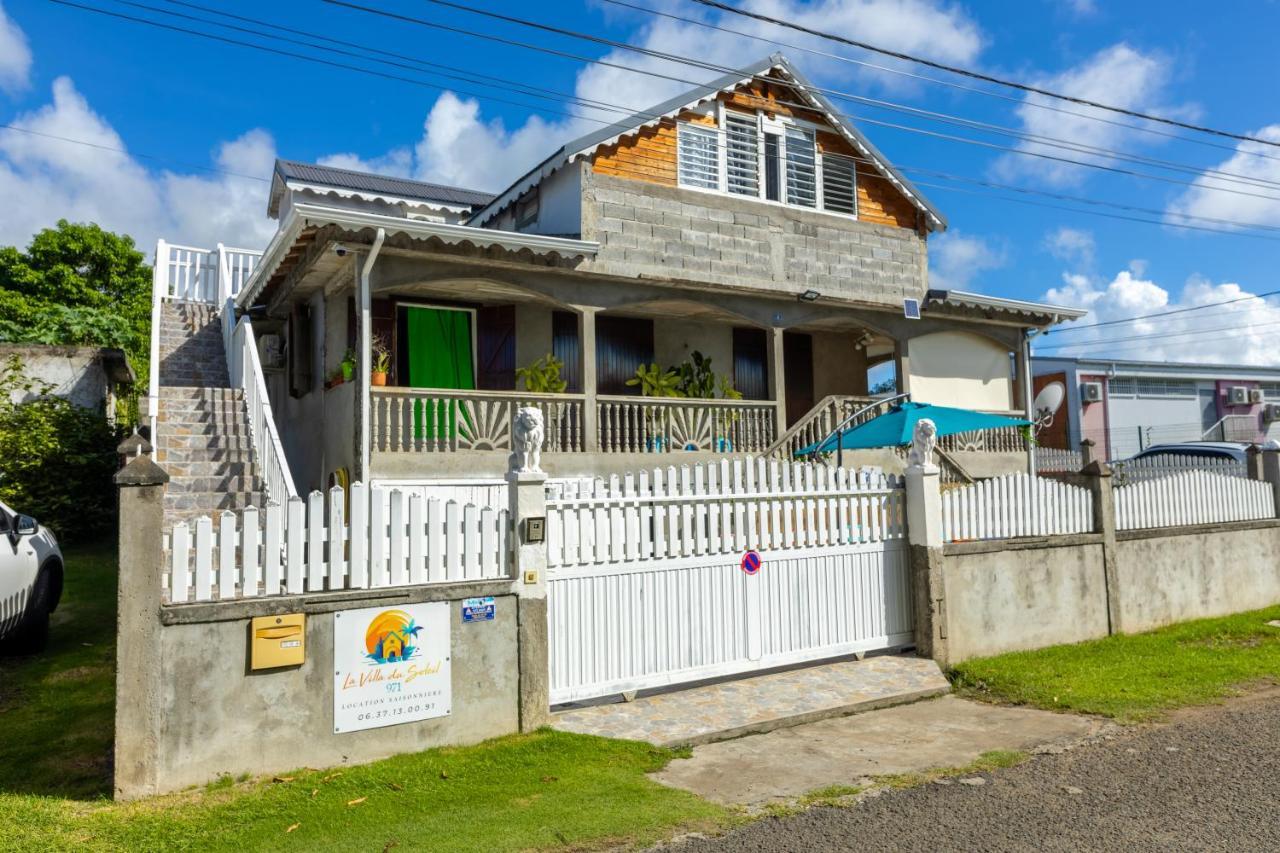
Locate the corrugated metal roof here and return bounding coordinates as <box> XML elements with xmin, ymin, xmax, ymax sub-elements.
<box><xmin>926</xmin><ymin>289</ymin><xmax>1088</xmax><ymax>323</ymax></box>
<box><xmin>273</xmin><ymin>159</ymin><xmax>494</xmax><ymax>211</ymax></box>
<box><xmin>469</xmin><ymin>53</ymin><xmax>947</xmax><ymax>231</ymax></box>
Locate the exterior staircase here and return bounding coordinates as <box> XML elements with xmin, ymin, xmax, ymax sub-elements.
<box><xmin>154</xmin><ymin>302</ymin><xmax>264</xmax><ymax>528</ymax></box>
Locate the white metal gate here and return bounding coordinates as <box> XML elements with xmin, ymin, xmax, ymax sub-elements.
<box><xmin>545</xmin><ymin>460</ymin><xmax>912</xmax><ymax>704</ymax></box>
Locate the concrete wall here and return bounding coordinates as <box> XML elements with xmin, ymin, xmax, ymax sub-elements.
<box><xmin>812</xmin><ymin>331</ymin><xmax>868</xmax><ymax>398</ymax></box>
<box><xmin>581</xmin><ymin>169</ymin><xmax>927</xmax><ymax>309</ymax></box>
<box><xmin>148</xmin><ymin>587</ymin><xmax>519</xmax><ymax>792</ymax></box>
<box><xmin>941</xmin><ymin>537</ymin><xmax>1111</xmax><ymax>661</ymax></box>
<box><xmin>937</xmin><ymin>520</ymin><xmax>1280</xmax><ymax>662</ymax></box>
<box><xmin>1115</xmin><ymin>523</ymin><xmax>1280</xmax><ymax>633</ymax></box>
<box><xmin>1</xmin><ymin>344</ymin><xmax>112</xmax><ymax>410</ymax></box>
<box><xmin>654</xmin><ymin>319</ymin><xmax>733</xmax><ymax>377</ymax></box>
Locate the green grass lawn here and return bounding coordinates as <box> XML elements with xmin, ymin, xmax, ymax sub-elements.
<box><xmin>950</xmin><ymin>605</ymin><xmax>1280</xmax><ymax>722</ymax></box>
<box><xmin>0</xmin><ymin>543</ymin><xmax>728</xmax><ymax>851</ymax></box>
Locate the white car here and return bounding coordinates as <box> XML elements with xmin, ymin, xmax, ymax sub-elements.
<box><xmin>0</xmin><ymin>501</ymin><xmax>63</xmax><ymax>652</ymax></box>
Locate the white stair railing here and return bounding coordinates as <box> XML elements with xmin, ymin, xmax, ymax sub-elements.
<box><xmin>224</xmin><ymin>299</ymin><xmax>297</xmax><ymax>503</ymax></box>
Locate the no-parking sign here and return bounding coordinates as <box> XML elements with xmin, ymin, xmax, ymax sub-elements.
<box><xmin>740</xmin><ymin>550</ymin><xmax>762</xmax><ymax>575</ymax></box>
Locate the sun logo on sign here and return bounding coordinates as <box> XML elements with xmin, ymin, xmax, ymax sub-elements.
<box><xmin>363</xmin><ymin>609</ymin><xmax>423</xmax><ymax>665</ymax></box>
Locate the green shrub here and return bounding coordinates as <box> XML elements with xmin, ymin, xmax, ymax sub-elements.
<box><xmin>0</xmin><ymin>356</ymin><xmax>119</xmax><ymax>541</ymax></box>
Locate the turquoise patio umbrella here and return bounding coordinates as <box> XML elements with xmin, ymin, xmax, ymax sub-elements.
<box><xmin>796</xmin><ymin>401</ymin><xmax>1032</xmax><ymax>456</ymax></box>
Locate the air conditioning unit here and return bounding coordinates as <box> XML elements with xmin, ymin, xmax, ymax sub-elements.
<box><xmin>1265</xmin><ymin>404</ymin><xmax>1280</xmax><ymax>423</ymax></box>
<box><xmin>1080</xmin><ymin>381</ymin><xmax>1104</xmax><ymax>403</ymax></box>
<box><xmin>1250</xmin><ymin>388</ymin><xmax>1265</xmax><ymax>404</ymax></box>
<box><xmin>1228</xmin><ymin>386</ymin><xmax>1250</xmax><ymax>405</ymax></box>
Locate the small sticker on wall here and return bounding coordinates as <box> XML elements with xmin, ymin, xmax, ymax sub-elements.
<box><xmin>741</xmin><ymin>550</ymin><xmax>762</xmax><ymax>575</ymax></box>
<box><xmin>462</xmin><ymin>596</ymin><xmax>496</xmax><ymax>623</ymax></box>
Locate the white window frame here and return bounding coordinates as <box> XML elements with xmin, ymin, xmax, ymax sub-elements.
<box><xmin>675</xmin><ymin>111</ymin><xmax>859</xmax><ymax>221</ymax></box>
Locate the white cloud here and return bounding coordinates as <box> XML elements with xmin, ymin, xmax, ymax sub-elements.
<box><xmin>0</xmin><ymin>77</ymin><xmax>275</xmax><ymax>254</ymax></box>
<box><xmin>1040</xmin><ymin>267</ymin><xmax>1280</xmax><ymax>365</ymax></box>
<box><xmin>1165</xmin><ymin>124</ymin><xmax>1280</xmax><ymax>230</ymax></box>
<box><xmin>993</xmin><ymin>44</ymin><xmax>1187</xmax><ymax>187</ymax></box>
<box><xmin>0</xmin><ymin>2</ymin><xmax>32</xmax><ymax>95</ymax></box>
<box><xmin>1043</xmin><ymin>226</ymin><xmax>1095</xmax><ymax>267</ymax></box>
<box><xmin>1064</xmin><ymin>0</ymin><xmax>1097</xmax><ymax>16</ymax></box>
<box><xmin>929</xmin><ymin>230</ymin><xmax>1007</xmax><ymax>290</ymax></box>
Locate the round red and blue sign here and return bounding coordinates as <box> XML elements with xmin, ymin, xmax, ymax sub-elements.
<box><xmin>740</xmin><ymin>550</ymin><xmax>762</xmax><ymax>575</ymax></box>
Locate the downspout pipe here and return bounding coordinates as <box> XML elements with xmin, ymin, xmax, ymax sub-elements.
<box><xmin>360</xmin><ymin>228</ymin><xmax>386</xmax><ymax>483</ymax></box>
<box><xmin>1023</xmin><ymin>329</ymin><xmax>1037</xmax><ymax>477</ymax></box>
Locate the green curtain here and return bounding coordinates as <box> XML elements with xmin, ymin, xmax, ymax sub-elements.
<box><xmin>405</xmin><ymin>307</ymin><xmax>475</xmax><ymax>440</ymax></box>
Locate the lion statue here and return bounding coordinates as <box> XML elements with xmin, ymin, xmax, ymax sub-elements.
<box><xmin>906</xmin><ymin>417</ymin><xmax>938</xmax><ymax>470</ymax></box>
<box><xmin>509</xmin><ymin>406</ymin><xmax>545</xmax><ymax>474</ymax></box>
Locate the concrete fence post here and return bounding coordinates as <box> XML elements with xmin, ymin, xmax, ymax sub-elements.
<box><xmin>1261</xmin><ymin>448</ymin><xmax>1280</xmax><ymax>518</ymax></box>
<box><xmin>904</xmin><ymin>462</ymin><xmax>948</xmax><ymax>664</ymax></box>
<box><xmin>1082</xmin><ymin>457</ymin><xmax>1122</xmax><ymax>635</ymax></box>
<box><xmin>507</xmin><ymin>464</ymin><xmax>551</xmax><ymax>732</ymax></box>
<box><xmin>1246</xmin><ymin>444</ymin><xmax>1265</xmax><ymax>482</ymax></box>
<box><xmin>112</xmin><ymin>436</ymin><xmax>169</xmax><ymax>800</ymax></box>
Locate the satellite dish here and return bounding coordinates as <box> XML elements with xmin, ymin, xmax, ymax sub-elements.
<box><xmin>1032</xmin><ymin>381</ymin><xmax>1066</xmax><ymax>431</ymax></box>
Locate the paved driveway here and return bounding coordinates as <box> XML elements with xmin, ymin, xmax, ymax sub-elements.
<box><xmin>676</xmin><ymin>689</ymin><xmax>1280</xmax><ymax>852</ymax></box>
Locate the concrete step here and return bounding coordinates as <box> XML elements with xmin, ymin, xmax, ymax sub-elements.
<box><xmin>167</xmin><ymin>476</ymin><xmax>262</xmax><ymax>495</ymax></box>
<box><xmin>155</xmin><ymin>434</ymin><xmax>255</xmax><ymax>453</ymax></box>
<box><xmin>165</xmin><ymin>492</ymin><xmax>264</xmax><ymax>517</ymax></box>
<box><xmin>551</xmin><ymin>654</ymin><xmax>948</xmax><ymax>748</ymax></box>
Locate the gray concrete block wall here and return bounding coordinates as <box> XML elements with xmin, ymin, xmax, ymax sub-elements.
<box><xmin>580</xmin><ymin>170</ymin><xmax>927</xmax><ymax>307</ymax></box>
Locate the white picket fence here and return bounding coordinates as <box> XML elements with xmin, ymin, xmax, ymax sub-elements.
<box><xmin>942</xmin><ymin>473</ymin><xmax>1095</xmax><ymax>543</ymax></box>
<box><xmin>1115</xmin><ymin>470</ymin><xmax>1275</xmax><ymax>531</ymax></box>
<box><xmin>163</xmin><ymin>483</ymin><xmax>510</xmax><ymax>603</ymax></box>
<box><xmin>1112</xmin><ymin>454</ymin><xmax>1246</xmax><ymax>486</ymax></box>
<box><xmin>545</xmin><ymin>459</ymin><xmax>905</xmax><ymax>567</ymax></box>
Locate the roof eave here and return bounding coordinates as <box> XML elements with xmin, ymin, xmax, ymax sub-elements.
<box><xmin>927</xmin><ymin>288</ymin><xmax>1088</xmax><ymax>326</ymax></box>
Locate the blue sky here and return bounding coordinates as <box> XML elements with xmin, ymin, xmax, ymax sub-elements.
<box><xmin>2</xmin><ymin>0</ymin><xmax>1279</xmax><ymax>363</ymax></box>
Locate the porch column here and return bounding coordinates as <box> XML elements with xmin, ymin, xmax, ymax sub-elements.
<box><xmin>576</xmin><ymin>306</ymin><xmax>599</xmax><ymax>452</ymax></box>
<box><xmin>1015</xmin><ymin>332</ymin><xmax>1035</xmax><ymax>476</ymax></box>
<box><xmin>768</xmin><ymin>326</ymin><xmax>786</xmax><ymax>436</ymax></box>
<box><xmin>894</xmin><ymin>337</ymin><xmax>911</xmax><ymax>395</ymax></box>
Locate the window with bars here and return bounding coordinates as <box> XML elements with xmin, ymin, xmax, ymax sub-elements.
<box><xmin>724</xmin><ymin>112</ymin><xmax>759</xmax><ymax>197</ymax></box>
<box><xmin>822</xmin><ymin>153</ymin><xmax>857</xmax><ymax>214</ymax></box>
<box><xmin>784</xmin><ymin>127</ymin><xmax>817</xmax><ymax>208</ymax></box>
<box><xmin>677</xmin><ymin>122</ymin><xmax>720</xmax><ymax>190</ymax></box>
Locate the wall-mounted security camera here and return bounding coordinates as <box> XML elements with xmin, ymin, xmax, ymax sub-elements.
<box><xmin>334</xmin><ymin>244</ymin><xmax>348</xmax><ymax>257</ymax></box>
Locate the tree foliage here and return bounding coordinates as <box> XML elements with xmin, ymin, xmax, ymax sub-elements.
<box><xmin>0</xmin><ymin>356</ymin><xmax>119</xmax><ymax>541</ymax></box>
<box><xmin>0</xmin><ymin>221</ymin><xmax>152</xmax><ymax>399</ymax></box>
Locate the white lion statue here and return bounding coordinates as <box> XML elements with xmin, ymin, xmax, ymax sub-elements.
<box><xmin>510</xmin><ymin>406</ymin><xmax>545</xmax><ymax>474</ymax></box>
<box><xmin>906</xmin><ymin>418</ymin><xmax>938</xmax><ymax>470</ymax></box>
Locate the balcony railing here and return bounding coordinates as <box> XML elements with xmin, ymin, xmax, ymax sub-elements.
<box><xmin>155</xmin><ymin>239</ymin><xmax>263</xmax><ymax>304</ymax></box>
<box><xmin>370</xmin><ymin>388</ymin><xmax>780</xmax><ymax>456</ymax></box>
<box><xmin>596</xmin><ymin>395</ymin><xmax>778</xmax><ymax>454</ymax></box>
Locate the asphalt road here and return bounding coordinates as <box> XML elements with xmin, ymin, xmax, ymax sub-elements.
<box><xmin>677</xmin><ymin>690</ymin><xmax>1280</xmax><ymax>852</ymax></box>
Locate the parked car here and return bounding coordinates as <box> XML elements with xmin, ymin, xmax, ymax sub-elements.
<box><xmin>1128</xmin><ymin>441</ymin><xmax>1253</xmax><ymax>464</ymax></box>
<box><xmin>0</xmin><ymin>501</ymin><xmax>63</xmax><ymax>653</ymax></box>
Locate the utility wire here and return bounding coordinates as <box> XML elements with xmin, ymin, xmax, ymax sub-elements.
<box><xmin>600</xmin><ymin>0</ymin><xmax>1280</xmax><ymax>165</ymax></box>
<box><xmin>694</xmin><ymin>0</ymin><xmax>1280</xmax><ymax>150</ymax></box>
<box><xmin>46</xmin><ymin>0</ymin><xmax>1280</xmax><ymax>241</ymax></box>
<box><xmin>1040</xmin><ymin>288</ymin><xmax>1280</xmax><ymax>336</ymax></box>
<box><xmin>321</xmin><ymin>0</ymin><xmax>1280</xmax><ymax>204</ymax></box>
<box><xmin>1036</xmin><ymin>318</ymin><xmax>1280</xmax><ymax>351</ymax></box>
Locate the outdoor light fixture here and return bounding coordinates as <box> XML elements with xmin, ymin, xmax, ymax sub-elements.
<box><xmin>798</xmin><ymin>289</ymin><xmax>821</xmax><ymax>302</ymax></box>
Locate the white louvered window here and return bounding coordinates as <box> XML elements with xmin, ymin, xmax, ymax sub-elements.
<box><xmin>784</xmin><ymin>127</ymin><xmax>817</xmax><ymax>208</ymax></box>
<box><xmin>724</xmin><ymin>112</ymin><xmax>759</xmax><ymax>197</ymax></box>
<box><xmin>677</xmin><ymin>122</ymin><xmax>721</xmax><ymax>190</ymax></box>
<box><xmin>822</xmin><ymin>153</ymin><xmax>857</xmax><ymax>215</ymax></box>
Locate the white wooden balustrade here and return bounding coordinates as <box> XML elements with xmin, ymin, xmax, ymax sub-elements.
<box><xmin>224</xmin><ymin>304</ymin><xmax>297</xmax><ymax>502</ymax></box>
<box><xmin>942</xmin><ymin>473</ymin><xmax>1095</xmax><ymax>543</ymax></box>
<box><xmin>154</xmin><ymin>239</ymin><xmax>262</xmax><ymax>304</ymax></box>
<box><xmin>1115</xmin><ymin>470</ymin><xmax>1274</xmax><ymax>531</ymax></box>
<box><xmin>545</xmin><ymin>459</ymin><xmax>904</xmax><ymax>567</ymax></box>
<box><xmin>163</xmin><ymin>483</ymin><xmax>510</xmax><ymax>603</ymax></box>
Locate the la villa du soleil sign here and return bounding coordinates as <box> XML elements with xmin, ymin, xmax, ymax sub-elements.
<box><xmin>333</xmin><ymin>602</ymin><xmax>452</xmax><ymax>733</ymax></box>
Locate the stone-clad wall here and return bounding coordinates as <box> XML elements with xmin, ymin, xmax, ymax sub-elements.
<box><xmin>580</xmin><ymin>169</ymin><xmax>927</xmax><ymax>308</ymax></box>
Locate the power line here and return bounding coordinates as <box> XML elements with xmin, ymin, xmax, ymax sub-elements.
<box><xmin>1036</xmin><ymin>318</ymin><xmax>1280</xmax><ymax>351</ymax></box>
<box><xmin>599</xmin><ymin>0</ymin><xmax>1280</xmax><ymax>165</ymax></box>
<box><xmin>46</xmin><ymin>0</ymin><xmax>1280</xmax><ymax>242</ymax></box>
<box><xmin>0</xmin><ymin>122</ymin><xmax>269</xmax><ymax>182</ymax></box>
<box><xmin>1041</xmin><ymin>289</ymin><xmax>1280</xmax><ymax>336</ymax></box>
<box><xmin>391</xmin><ymin>0</ymin><xmax>1280</xmax><ymax>198</ymax></box>
<box><xmin>694</xmin><ymin>0</ymin><xmax>1280</xmax><ymax>150</ymax></box>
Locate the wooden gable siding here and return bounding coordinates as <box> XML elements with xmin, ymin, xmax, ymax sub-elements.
<box><xmin>589</xmin><ymin>80</ymin><xmax>919</xmax><ymax>230</ymax></box>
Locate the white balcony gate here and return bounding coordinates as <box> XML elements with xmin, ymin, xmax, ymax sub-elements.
<box><xmin>544</xmin><ymin>459</ymin><xmax>912</xmax><ymax>704</ymax></box>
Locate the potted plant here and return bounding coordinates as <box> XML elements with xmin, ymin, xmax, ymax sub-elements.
<box><xmin>340</xmin><ymin>347</ymin><xmax>357</xmax><ymax>383</ymax></box>
<box><xmin>515</xmin><ymin>354</ymin><xmax>568</xmax><ymax>394</ymax></box>
<box><xmin>626</xmin><ymin>363</ymin><xmax>684</xmax><ymax>451</ymax></box>
<box><xmin>371</xmin><ymin>335</ymin><xmax>391</xmax><ymax>386</ymax></box>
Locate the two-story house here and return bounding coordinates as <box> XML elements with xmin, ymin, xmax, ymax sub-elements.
<box><xmin>148</xmin><ymin>54</ymin><xmax>1082</xmax><ymax>521</ymax></box>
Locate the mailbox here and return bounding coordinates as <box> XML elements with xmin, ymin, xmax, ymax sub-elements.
<box><xmin>524</xmin><ymin>517</ymin><xmax>546</xmax><ymax>543</ymax></box>
<box><xmin>251</xmin><ymin>614</ymin><xmax>306</xmax><ymax>670</ymax></box>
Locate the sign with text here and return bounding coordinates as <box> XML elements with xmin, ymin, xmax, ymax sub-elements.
<box><xmin>461</xmin><ymin>596</ymin><xmax>495</xmax><ymax>623</ymax></box>
<box><xmin>333</xmin><ymin>602</ymin><xmax>451</xmax><ymax>734</ymax></box>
